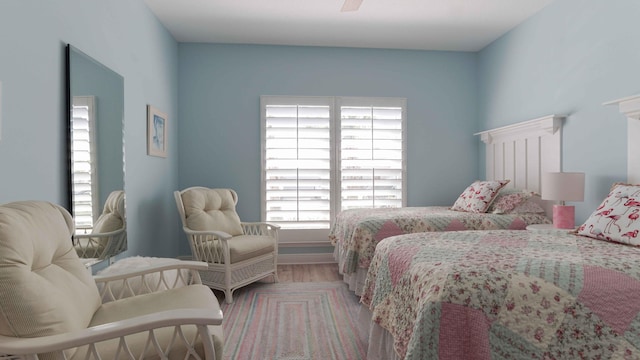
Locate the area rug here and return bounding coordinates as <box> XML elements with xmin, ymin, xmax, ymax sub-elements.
<box><xmin>220</xmin><ymin>281</ymin><xmax>368</xmax><ymax>360</ymax></box>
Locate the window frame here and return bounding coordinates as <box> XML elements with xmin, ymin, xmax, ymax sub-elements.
<box><xmin>335</xmin><ymin>97</ymin><xmax>408</xmax><ymax>213</ymax></box>
<box><xmin>261</xmin><ymin>95</ymin><xmax>407</xmax><ymax>230</ymax></box>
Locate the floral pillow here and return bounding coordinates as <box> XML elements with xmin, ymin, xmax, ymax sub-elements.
<box><xmin>488</xmin><ymin>189</ymin><xmax>545</xmax><ymax>214</ymax></box>
<box><xmin>451</xmin><ymin>180</ymin><xmax>510</xmax><ymax>213</ymax></box>
<box><xmin>576</xmin><ymin>184</ymin><xmax>640</xmax><ymax>246</ymax></box>
<box><xmin>610</xmin><ymin>181</ymin><xmax>637</xmax><ymax>192</ymax></box>
<box><xmin>508</xmin><ymin>198</ymin><xmax>546</xmax><ymax>214</ymax></box>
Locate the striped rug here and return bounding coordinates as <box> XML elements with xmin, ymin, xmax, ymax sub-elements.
<box><xmin>220</xmin><ymin>281</ymin><xmax>367</xmax><ymax>360</ymax></box>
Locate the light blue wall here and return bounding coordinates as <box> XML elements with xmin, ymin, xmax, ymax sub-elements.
<box><xmin>0</xmin><ymin>0</ymin><xmax>181</xmax><ymax>261</ymax></box>
<box><xmin>477</xmin><ymin>0</ymin><xmax>640</xmax><ymax>224</ymax></box>
<box><xmin>6</xmin><ymin>0</ymin><xmax>632</xmax><ymax>262</ymax></box>
<box><xmin>177</xmin><ymin>44</ymin><xmax>478</xmax><ymax>255</ymax></box>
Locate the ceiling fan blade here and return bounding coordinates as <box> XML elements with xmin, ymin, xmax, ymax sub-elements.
<box><xmin>341</xmin><ymin>0</ymin><xmax>363</xmax><ymax>12</ymax></box>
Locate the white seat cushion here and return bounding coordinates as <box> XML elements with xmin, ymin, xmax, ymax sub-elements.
<box><xmin>88</xmin><ymin>284</ymin><xmax>223</xmax><ymax>359</ymax></box>
<box><xmin>200</xmin><ymin>235</ymin><xmax>275</xmax><ymax>263</ymax></box>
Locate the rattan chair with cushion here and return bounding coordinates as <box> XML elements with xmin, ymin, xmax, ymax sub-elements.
<box><xmin>0</xmin><ymin>200</ymin><xmax>223</xmax><ymax>359</ymax></box>
<box><xmin>73</xmin><ymin>190</ymin><xmax>127</xmax><ymax>261</ymax></box>
<box><xmin>174</xmin><ymin>187</ymin><xmax>279</xmax><ymax>303</ymax></box>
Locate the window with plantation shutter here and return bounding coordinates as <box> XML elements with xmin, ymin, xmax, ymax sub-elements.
<box><xmin>338</xmin><ymin>99</ymin><xmax>405</xmax><ymax>211</ymax></box>
<box><xmin>261</xmin><ymin>96</ymin><xmax>406</xmax><ymax>230</ymax></box>
<box><xmin>71</xmin><ymin>96</ymin><xmax>98</xmax><ymax>233</ymax></box>
<box><xmin>262</xmin><ymin>97</ymin><xmax>333</xmax><ymax>229</ymax></box>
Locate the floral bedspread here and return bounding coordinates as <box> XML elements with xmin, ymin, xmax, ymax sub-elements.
<box><xmin>329</xmin><ymin>207</ymin><xmax>550</xmax><ymax>274</ymax></box>
<box><xmin>361</xmin><ymin>230</ymin><xmax>640</xmax><ymax>360</ymax></box>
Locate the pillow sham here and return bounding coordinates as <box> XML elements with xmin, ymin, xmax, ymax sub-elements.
<box><xmin>576</xmin><ymin>184</ymin><xmax>640</xmax><ymax>246</ymax></box>
<box><xmin>610</xmin><ymin>181</ymin><xmax>638</xmax><ymax>192</ymax></box>
<box><xmin>508</xmin><ymin>197</ymin><xmax>546</xmax><ymax>214</ymax></box>
<box><xmin>451</xmin><ymin>180</ymin><xmax>510</xmax><ymax>213</ymax></box>
<box><xmin>488</xmin><ymin>189</ymin><xmax>546</xmax><ymax>214</ymax></box>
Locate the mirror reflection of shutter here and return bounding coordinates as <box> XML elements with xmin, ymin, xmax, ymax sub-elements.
<box><xmin>264</xmin><ymin>102</ymin><xmax>332</xmax><ymax>229</ymax></box>
<box><xmin>339</xmin><ymin>102</ymin><xmax>404</xmax><ymax>211</ymax></box>
<box><xmin>71</xmin><ymin>96</ymin><xmax>98</xmax><ymax>233</ymax></box>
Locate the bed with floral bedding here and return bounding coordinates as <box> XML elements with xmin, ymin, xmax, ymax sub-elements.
<box><xmin>360</xmin><ymin>183</ymin><xmax>640</xmax><ymax>360</ymax></box>
<box><xmin>330</xmin><ymin>181</ymin><xmax>551</xmax><ymax>294</ymax></box>
<box><xmin>330</xmin><ymin>206</ymin><xmax>549</xmax><ymax>273</ymax></box>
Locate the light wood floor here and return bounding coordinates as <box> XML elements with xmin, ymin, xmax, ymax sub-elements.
<box><xmin>213</xmin><ymin>263</ymin><xmax>342</xmax><ymax>302</ymax></box>
<box><xmin>275</xmin><ymin>263</ymin><xmax>341</xmax><ymax>282</ymax></box>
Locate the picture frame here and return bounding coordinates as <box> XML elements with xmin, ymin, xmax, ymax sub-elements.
<box><xmin>147</xmin><ymin>105</ymin><xmax>167</xmax><ymax>158</ymax></box>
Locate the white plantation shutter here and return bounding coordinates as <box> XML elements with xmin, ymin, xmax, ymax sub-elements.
<box><xmin>262</xmin><ymin>97</ymin><xmax>333</xmax><ymax>228</ymax></box>
<box><xmin>71</xmin><ymin>96</ymin><xmax>98</xmax><ymax>233</ymax></box>
<box><xmin>261</xmin><ymin>96</ymin><xmax>406</xmax><ymax>230</ymax></box>
<box><xmin>338</xmin><ymin>98</ymin><xmax>406</xmax><ymax>210</ymax></box>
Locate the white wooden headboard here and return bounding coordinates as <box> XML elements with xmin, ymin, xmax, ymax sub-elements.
<box><xmin>475</xmin><ymin>115</ymin><xmax>565</xmax><ymax>194</ymax></box>
<box><xmin>604</xmin><ymin>94</ymin><xmax>640</xmax><ymax>183</ymax></box>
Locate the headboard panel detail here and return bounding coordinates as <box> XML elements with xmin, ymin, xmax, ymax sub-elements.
<box><xmin>604</xmin><ymin>94</ymin><xmax>640</xmax><ymax>184</ymax></box>
<box><xmin>475</xmin><ymin>115</ymin><xmax>565</xmax><ymax>194</ymax></box>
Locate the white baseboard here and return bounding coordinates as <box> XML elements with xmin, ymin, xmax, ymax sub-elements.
<box><xmin>177</xmin><ymin>253</ymin><xmax>336</xmax><ymax>265</ymax></box>
<box><xmin>278</xmin><ymin>253</ymin><xmax>336</xmax><ymax>265</ymax></box>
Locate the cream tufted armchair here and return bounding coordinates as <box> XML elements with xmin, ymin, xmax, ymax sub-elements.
<box><xmin>73</xmin><ymin>190</ymin><xmax>127</xmax><ymax>263</ymax></box>
<box><xmin>174</xmin><ymin>187</ymin><xmax>279</xmax><ymax>303</ymax></box>
<box><xmin>0</xmin><ymin>201</ymin><xmax>223</xmax><ymax>359</ymax></box>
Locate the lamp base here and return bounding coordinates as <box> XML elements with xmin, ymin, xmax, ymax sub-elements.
<box><xmin>553</xmin><ymin>205</ymin><xmax>575</xmax><ymax>229</ymax></box>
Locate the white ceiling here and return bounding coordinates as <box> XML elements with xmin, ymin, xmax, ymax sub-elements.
<box><xmin>143</xmin><ymin>0</ymin><xmax>555</xmax><ymax>51</ymax></box>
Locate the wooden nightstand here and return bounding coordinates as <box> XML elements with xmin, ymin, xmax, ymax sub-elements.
<box><xmin>526</xmin><ymin>224</ymin><xmax>576</xmax><ymax>232</ymax></box>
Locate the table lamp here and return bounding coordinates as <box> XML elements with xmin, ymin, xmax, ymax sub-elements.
<box><xmin>541</xmin><ymin>172</ymin><xmax>585</xmax><ymax>229</ymax></box>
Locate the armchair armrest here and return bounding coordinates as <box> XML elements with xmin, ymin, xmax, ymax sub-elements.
<box><xmin>94</xmin><ymin>259</ymin><xmax>208</xmax><ymax>302</ymax></box>
<box><xmin>0</xmin><ymin>308</ymin><xmax>222</xmax><ymax>357</ymax></box>
<box><xmin>240</xmin><ymin>222</ymin><xmax>280</xmax><ymax>237</ymax></box>
<box><xmin>240</xmin><ymin>221</ymin><xmax>281</xmax><ymax>229</ymax></box>
<box><xmin>73</xmin><ymin>227</ymin><xmax>126</xmax><ymax>259</ymax></box>
<box><xmin>73</xmin><ymin>227</ymin><xmax>125</xmax><ymax>241</ymax></box>
<box><xmin>93</xmin><ymin>259</ymin><xmax>208</xmax><ymax>282</ymax></box>
<box><xmin>181</xmin><ymin>228</ymin><xmax>233</xmax><ymax>264</ymax></box>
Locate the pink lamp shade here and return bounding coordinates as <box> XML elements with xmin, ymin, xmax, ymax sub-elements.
<box><xmin>541</xmin><ymin>172</ymin><xmax>585</xmax><ymax>229</ymax></box>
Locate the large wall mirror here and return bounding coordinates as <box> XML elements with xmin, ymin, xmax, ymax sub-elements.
<box><xmin>66</xmin><ymin>44</ymin><xmax>126</xmax><ymax>263</ymax></box>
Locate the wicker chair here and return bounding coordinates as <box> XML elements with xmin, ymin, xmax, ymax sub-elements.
<box><xmin>0</xmin><ymin>200</ymin><xmax>223</xmax><ymax>359</ymax></box>
<box><xmin>73</xmin><ymin>190</ymin><xmax>127</xmax><ymax>262</ymax></box>
<box><xmin>174</xmin><ymin>187</ymin><xmax>279</xmax><ymax>303</ymax></box>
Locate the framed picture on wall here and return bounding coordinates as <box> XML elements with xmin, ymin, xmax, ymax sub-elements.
<box><xmin>147</xmin><ymin>105</ymin><xmax>167</xmax><ymax>158</ymax></box>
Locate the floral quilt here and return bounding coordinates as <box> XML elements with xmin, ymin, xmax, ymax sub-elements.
<box><xmin>329</xmin><ymin>207</ymin><xmax>550</xmax><ymax>274</ymax></box>
<box><xmin>361</xmin><ymin>230</ymin><xmax>640</xmax><ymax>360</ymax></box>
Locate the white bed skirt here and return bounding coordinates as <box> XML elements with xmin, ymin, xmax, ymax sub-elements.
<box><xmin>333</xmin><ymin>245</ymin><xmax>369</xmax><ymax>296</ymax></box>
<box><xmin>334</xmin><ymin>246</ymin><xmax>401</xmax><ymax>359</ymax></box>
<box><xmin>358</xmin><ymin>303</ymin><xmax>402</xmax><ymax>360</ymax></box>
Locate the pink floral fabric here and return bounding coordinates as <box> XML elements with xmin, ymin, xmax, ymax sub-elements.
<box><xmin>361</xmin><ymin>230</ymin><xmax>640</xmax><ymax>359</ymax></box>
<box><xmin>577</xmin><ymin>184</ymin><xmax>640</xmax><ymax>246</ymax></box>
<box><xmin>488</xmin><ymin>189</ymin><xmax>545</xmax><ymax>214</ymax></box>
<box><xmin>509</xmin><ymin>198</ymin><xmax>546</xmax><ymax>214</ymax></box>
<box><xmin>329</xmin><ymin>206</ymin><xmax>550</xmax><ymax>274</ymax></box>
<box><xmin>451</xmin><ymin>180</ymin><xmax>510</xmax><ymax>213</ymax></box>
